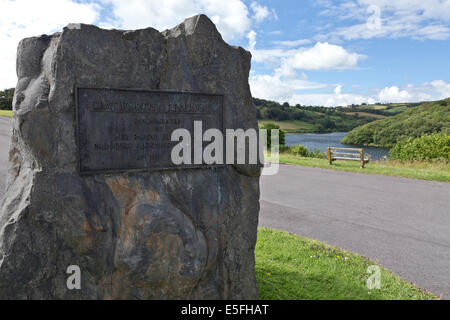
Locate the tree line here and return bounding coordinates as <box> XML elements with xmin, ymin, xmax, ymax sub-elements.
<box><xmin>253</xmin><ymin>97</ymin><xmax>375</xmax><ymax>133</ymax></box>
<box><xmin>0</xmin><ymin>88</ymin><xmax>14</xmax><ymax>110</ymax></box>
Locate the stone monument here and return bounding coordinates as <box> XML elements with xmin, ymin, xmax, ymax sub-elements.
<box><xmin>0</xmin><ymin>14</ymin><xmax>260</xmax><ymax>299</ymax></box>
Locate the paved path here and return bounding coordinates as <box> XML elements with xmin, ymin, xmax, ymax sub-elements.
<box><xmin>260</xmin><ymin>164</ymin><xmax>450</xmax><ymax>299</ymax></box>
<box><xmin>0</xmin><ymin>117</ymin><xmax>449</xmax><ymax>298</ymax></box>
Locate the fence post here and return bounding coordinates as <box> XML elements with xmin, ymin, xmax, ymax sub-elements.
<box><xmin>360</xmin><ymin>149</ymin><xmax>365</xmax><ymax>168</ymax></box>
<box><xmin>327</xmin><ymin>147</ymin><xmax>332</xmax><ymax>165</ymax></box>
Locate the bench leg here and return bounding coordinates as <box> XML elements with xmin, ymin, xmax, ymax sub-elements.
<box><xmin>360</xmin><ymin>150</ymin><xmax>365</xmax><ymax>168</ymax></box>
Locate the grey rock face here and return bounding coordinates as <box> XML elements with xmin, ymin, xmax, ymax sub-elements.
<box><xmin>0</xmin><ymin>15</ymin><xmax>260</xmax><ymax>299</ymax></box>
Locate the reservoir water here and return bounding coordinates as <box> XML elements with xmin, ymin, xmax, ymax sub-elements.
<box><xmin>285</xmin><ymin>132</ymin><xmax>390</xmax><ymax>160</ymax></box>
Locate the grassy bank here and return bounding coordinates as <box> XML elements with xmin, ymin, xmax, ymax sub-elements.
<box><xmin>255</xmin><ymin>227</ymin><xmax>437</xmax><ymax>300</ymax></box>
<box><xmin>0</xmin><ymin>110</ymin><xmax>12</xmax><ymax>118</ymax></box>
<box><xmin>258</xmin><ymin>120</ymin><xmax>316</xmax><ymax>133</ymax></box>
<box><xmin>342</xmin><ymin>98</ymin><xmax>450</xmax><ymax>148</ymax></box>
<box><xmin>344</xmin><ymin>111</ymin><xmax>386</xmax><ymax>119</ymax></box>
<box><xmin>265</xmin><ymin>153</ymin><xmax>450</xmax><ymax>182</ymax></box>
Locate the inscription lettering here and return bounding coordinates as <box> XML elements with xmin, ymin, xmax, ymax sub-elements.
<box><xmin>92</xmin><ymin>101</ymin><xmax>214</xmax><ymax>114</ymax></box>
<box><xmin>76</xmin><ymin>88</ymin><xmax>223</xmax><ymax>173</ymax></box>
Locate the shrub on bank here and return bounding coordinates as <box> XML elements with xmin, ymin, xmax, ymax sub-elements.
<box><xmin>389</xmin><ymin>133</ymin><xmax>450</xmax><ymax>162</ymax></box>
<box><xmin>259</xmin><ymin>122</ymin><xmax>285</xmax><ymax>148</ymax></box>
<box><xmin>281</xmin><ymin>144</ymin><xmax>327</xmax><ymax>159</ymax></box>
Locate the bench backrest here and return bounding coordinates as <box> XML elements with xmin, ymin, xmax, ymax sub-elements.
<box><xmin>327</xmin><ymin>147</ymin><xmax>368</xmax><ymax>168</ymax></box>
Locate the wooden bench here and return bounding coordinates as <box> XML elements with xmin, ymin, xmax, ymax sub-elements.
<box><xmin>327</xmin><ymin>147</ymin><xmax>369</xmax><ymax>168</ymax></box>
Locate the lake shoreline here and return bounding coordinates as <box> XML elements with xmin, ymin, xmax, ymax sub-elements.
<box><xmin>284</xmin><ymin>132</ymin><xmax>390</xmax><ymax>161</ymax></box>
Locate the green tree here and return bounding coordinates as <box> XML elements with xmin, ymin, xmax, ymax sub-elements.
<box><xmin>259</xmin><ymin>122</ymin><xmax>285</xmax><ymax>148</ymax></box>
<box><xmin>0</xmin><ymin>88</ymin><xmax>14</xmax><ymax>110</ymax></box>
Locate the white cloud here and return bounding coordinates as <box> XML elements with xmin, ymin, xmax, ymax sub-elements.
<box><xmin>290</xmin><ymin>92</ymin><xmax>375</xmax><ymax>107</ymax></box>
<box><xmin>317</xmin><ymin>0</ymin><xmax>450</xmax><ymax>41</ymax></box>
<box><xmin>103</xmin><ymin>0</ymin><xmax>252</xmax><ymax>41</ymax></box>
<box><xmin>251</xmin><ymin>48</ymin><xmax>292</xmax><ymax>66</ymax></box>
<box><xmin>249</xmin><ymin>42</ymin><xmax>368</xmax><ymax>105</ymax></box>
<box><xmin>249</xmin><ymin>73</ymin><xmax>327</xmax><ymax>103</ymax></box>
<box><xmin>252</xmin><ymin>42</ymin><xmax>365</xmax><ymax>72</ymax></box>
<box><xmin>250</xmin><ymin>79</ymin><xmax>450</xmax><ymax>107</ymax></box>
<box><xmin>269</xmin><ymin>30</ymin><xmax>282</xmax><ymax>35</ymax></box>
<box><xmin>377</xmin><ymin>86</ymin><xmax>412</xmax><ymax>103</ymax></box>
<box><xmin>272</xmin><ymin>39</ymin><xmax>312</xmax><ymax>47</ymax></box>
<box><xmin>250</xmin><ymin>1</ymin><xmax>277</xmax><ymax>23</ymax></box>
<box><xmin>247</xmin><ymin>30</ymin><xmax>257</xmax><ymax>51</ymax></box>
<box><xmin>376</xmin><ymin>81</ymin><xmax>450</xmax><ymax>103</ymax></box>
<box><xmin>431</xmin><ymin>80</ymin><xmax>450</xmax><ymax>98</ymax></box>
<box><xmin>283</xmin><ymin>42</ymin><xmax>366</xmax><ymax>71</ymax></box>
<box><xmin>250</xmin><ymin>83</ymin><xmax>374</xmax><ymax>107</ymax></box>
<box><xmin>334</xmin><ymin>85</ymin><xmax>342</xmax><ymax>95</ymax></box>
<box><xmin>0</xmin><ymin>0</ymin><xmax>280</xmax><ymax>89</ymax></box>
<box><xmin>0</xmin><ymin>0</ymin><xmax>99</xmax><ymax>89</ymax></box>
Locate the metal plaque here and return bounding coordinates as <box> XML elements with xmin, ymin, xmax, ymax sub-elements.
<box><xmin>76</xmin><ymin>87</ymin><xmax>223</xmax><ymax>173</ymax></box>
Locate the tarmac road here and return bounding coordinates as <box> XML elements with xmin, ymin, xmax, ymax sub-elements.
<box><xmin>260</xmin><ymin>164</ymin><xmax>450</xmax><ymax>299</ymax></box>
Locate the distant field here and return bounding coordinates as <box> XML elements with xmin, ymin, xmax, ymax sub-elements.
<box><xmin>347</xmin><ymin>103</ymin><xmax>416</xmax><ymax>116</ymax></box>
<box><xmin>362</xmin><ymin>105</ymin><xmax>388</xmax><ymax>110</ymax></box>
<box><xmin>385</xmin><ymin>106</ymin><xmax>407</xmax><ymax>113</ymax></box>
<box><xmin>371</xmin><ymin>105</ymin><xmax>388</xmax><ymax>110</ymax></box>
<box><xmin>345</xmin><ymin>112</ymin><xmax>386</xmax><ymax>119</ymax></box>
<box><xmin>259</xmin><ymin>120</ymin><xmax>316</xmax><ymax>132</ymax></box>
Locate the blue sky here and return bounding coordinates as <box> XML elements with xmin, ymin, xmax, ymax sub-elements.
<box><xmin>242</xmin><ymin>0</ymin><xmax>450</xmax><ymax>106</ymax></box>
<box><xmin>1</xmin><ymin>0</ymin><xmax>449</xmax><ymax>106</ymax></box>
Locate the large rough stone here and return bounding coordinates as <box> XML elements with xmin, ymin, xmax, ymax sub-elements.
<box><xmin>0</xmin><ymin>15</ymin><xmax>260</xmax><ymax>299</ymax></box>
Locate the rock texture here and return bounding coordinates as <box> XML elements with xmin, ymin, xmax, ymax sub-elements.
<box><xmin>0</xmin><ymin>15</ymin><xmax>260</xmax><ymax>299</ymax></box>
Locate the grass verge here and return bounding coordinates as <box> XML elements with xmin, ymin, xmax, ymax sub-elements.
<box><xmin>255</xmin><ymin>227</ymin><xmax>437</xmax><ymax>300</ymax></box>
<box><xmin>0</xmin><ymin>110</ymin><xmax>12</xmax><ymax>118</ymax></box>
<box><xmin>266</xmin><ymin>153</ymin><xmax>450</xmax><ymax>182</ymax></box>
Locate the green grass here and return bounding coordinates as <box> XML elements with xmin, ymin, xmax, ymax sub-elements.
<box><xmin>351</xmin><ymin>104</ymin><xmax>388</xmax><ymax>110</ymax></box>
<box><xmin>259</xmin><ymin>120</ymin><xmax>316</xmax><ymax>133</ymax></box>
<box><xmin>344</xmin><ymin>111</ymin><xmax>386</xmax><ymax>119</ymax></box>
<box><xmin>371</xmin><ymin>105</ymin><xmax>388</xmax><ymax>110</ymax></box>
<box><xmin>255</xmin><ymin>227</ymin><xmax>437</xmax><ymax>300</ymax></box>
<box><xmin>385</xmin><ymin>106</ymin><xmax>408</xmax><ymax>114</ymax></box>
<box><xmin>0</xmin><ymin>110</ymin><xmax>12</xmax><ymax>118</ymax></box>
<box><xmin>266</xmin><ymin>153</ymin><xmax>450</xmax><ymax>182</ymax></box>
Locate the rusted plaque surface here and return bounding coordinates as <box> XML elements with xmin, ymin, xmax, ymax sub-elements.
<box><xmin>76</xmin><ymin>87</ymin><xmax>223</xmax><ymax>173</ymax></box>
